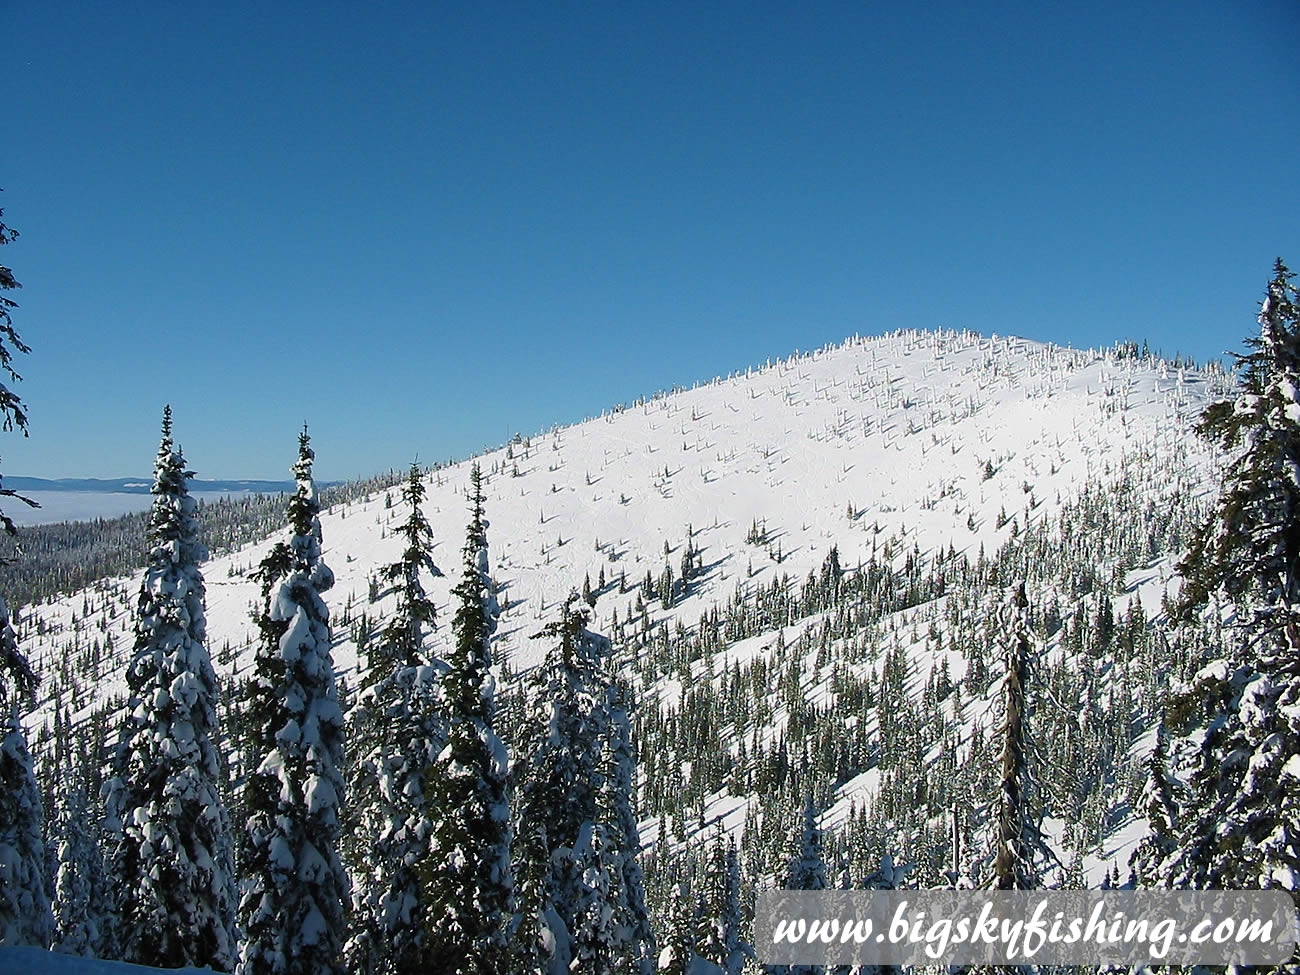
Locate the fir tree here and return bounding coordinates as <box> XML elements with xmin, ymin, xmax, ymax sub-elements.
<box><xmin>567</xmin><ymin>815</ymin><xmax>624</xmax><ymax>975</ymax></box>
<box><xmin>344</xmin><ymin>461</ymin><xmax>446</xmax><ymax>975</ymax></box>
<box><xmin>1181</xmin><ymin>258</ymin><xmax>1300</xmax><ymax>642</ymax></box>
<box><xmin>597</xmin><ymin>675</ymin><xmax>656</xmax><ymax>974</ymax></box>
<box><xmin>0</xmin><ymin>193</ymin><xmax>48</xmax><ymax>950</ymax></box>
<box><xmin>0</xmin><ymin>696</ymin><xmax>51</xmax><ymax>948</ymax></box>
<box><xmin>513</xmin><ymin>593</ymin><xmax>609</xmax><ymax>974</ymax></box>
<box><xmin>697</xmin><ymin>834</ymin><xmax>746</xmax><ymax>975</ymax></box>
<box><xmin>422</xmin><ymin>463</ymin><xmax>517</xmax><ymax>973</ymax></box>
<box><xmin>51</xmin><ymin>781</ymin><xmax>106</xmax><ymax>956</ymax></box>
<box><xmin>0</xmin><ymin>192</ymin><xmax>37</xmax><ymax>535</ymax></box>
<box><xmin>1153</xmin><ymin>261</ymin><xmax>1300</xmax><ymax>898</ymax></box>
<box><xmin>103</xmin><ymin>407</ymin><xmax>236</xmax><ymax>969</ymax></box>
<box><xmin>237</xmin><ymin>427</ymin><xmax>348</xmax><ymax>975</ymax></box>
<box><xmin>989</xmin><ymin>582</ymin><xmax>1049</xmax><ymax>890</ymax></box>
<box><xmin>771</xmin><ymin>795</ymin><xmax>828</xmax><ymax>975</ymax></box>
<box><xmin>849</xmin><ymin>855</ymin><xmax>907</xmax><ymax>975</ymax></box>
<box><xmin>655</xmin><ymin>879</ymin><xmax>702</xmax><ymax>975</ymax></box>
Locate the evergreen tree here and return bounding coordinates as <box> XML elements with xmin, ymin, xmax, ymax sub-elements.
<box><xmin>655</xmin><ymin>879</ymin><xmax>702</xmax><ymax>975</ymax></box>
<box><xmin>989</xmin><ymin>583</ymin><xmax>1049</xmax><ymax>890</ymax></box>
<box><xmin>513</xmin><ymin>593</ymin><xmax>609</xmax><ymax>975</ymax></box>
<box><xmin>103</xmin><ymin>407</ymin><xmax>236</xmax><ymax>969</ymax></box>
<box><xmin>1181</xmin><ymin>258</ymin><xmax>1300</xmax><ymax>642</ymax></box>
<box><xmin>51</xmin><ymin>781</ymin><xmax>107</xmax><ymax>956</ymax></box>
<box><xmin>237</xmin><ymin>427</ymin><xmax>348</xmax><ymax>975</ymax></box>
<box><xmin>1127</xmin><ymin>725</ymin><xmax>1177</xmax><ymax>888</ymax></box>
<box><xmin>422</xmin><ymin>462</ymin><xmax>517</xmax><ymax>973</ymax></box>
<box><xmin>697</xmin><ymin>834</ymin><xmax>745</xmax><ymax>975</ymax></box>
<box><xmin>1153</xmin><ymin>261</ymin><xmax>1300</xmax><ymax>896</ymax></box>
<box><xmin>345</xmin><ymin>462</ymin><xmax>446</xmax><ymax>975</ymax></box>
<box><xmin>0</xmin><ymin>695</ymin><xmax>51</xmax><ymax>949</ymax></box>
<box><xmin>849</xmin><ymin>855</ymin><xmax>907</xmax><ymax>975</ymax></box>
<box><xmin>773</xmin><ymin>795</ymin><xmax>828</xmax><ymax>975</ymax></box>
<box><xmin>0</xmin><ymin>193</ymin><xmax>48</xmax><ymax>949</ymax></box>
<box><xmin>598</xmin><ymin>675</ymin><xmax>656</xmax><ymax>974</ymax></box>
<box><xmin>0</xmin><ymin>192</ymin><xmax>37</xmax><ymax>534</ymax></box>
<box><xmin>567</xmin><ymin>815</ymin><xmax>624</xmax><ymax>975</ymax></box>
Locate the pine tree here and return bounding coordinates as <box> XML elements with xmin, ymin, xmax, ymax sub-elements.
<box><xmin>0</xmin><ymin>192</ymin><xmax>37</xmax><ymax>534</ymax></box>
<box><xmin>1152</xmin><ymin>261</ymin><xmax>1300</xmax><ymax>897</ymax></box>
<box><xmin>1127</xmin><ymin>725</ymin><xmax>1177</xmax><ymax>888</ymax></box>
<box><xmin>513</xmin><ymin>593</ymin><xmax>609</xmax><ymax>974</ymax></box>
<box><xmin>0</xmin><ymin>193</ymin><xmax>49</xmax><ymax>950</ymax></box>
<box><xmin>237</xmin><ymin>427</ymin><xmax>348</xmax><ymax>975</ymax></box>
<box><xmin>567</xmin><ymin>815</ymin><xmax>624</xmax><ymax>975</ymax></box>
<box><xmin>773</xmin><ymin>795</ymin><xmax>828</xmax><ymax>975</ymax></box>
<box><xmin>849</xmin><ymin>855</ymin><xmax>907</xmax><ymax>975</ymax></box>
<box><xmin>344</xmin><ymin>461</ymin><xmax>446</xmax><ymax>975</ymax></box>
<box><xmin>1181</xmin><ymin>258</ymin><xmax>1300</xmax><ymax>642</ymax></box>
<box><xmin>989</xmin><ymin>582</ymin><xmax>1049</xmax><ymax>890</ymax></box>
<box><xmin>0</xmin><ymin>695</ymin><xmax>51</xmax><ymax>949</ymax></box>
<box><xmin>103</xmin><ymin>407</ymin><xmax>236</xmax><ymax>969</ymax></box>
<box><xmin>697</xmin><ymin>834</ymin><xmax>745</xmax><ymax>975</ymax></box>
<box><xmin>597</xmin><ymin>676</ymin><xmax>656</xmax><ymax>974</ymax></box>
<box><xmin>51</xmin><ymin>780</ymin><xmax>107</xmax><ymax>956</ymax></box>
<box><xmin>422</xmin><ymin>463</ymin><xmax>517</xmax><ymax>973</ymax></box>
<box><xmin>655</xmin><ymin>878</ymin><xmax>702</xmax><ymax>975</ymax></box>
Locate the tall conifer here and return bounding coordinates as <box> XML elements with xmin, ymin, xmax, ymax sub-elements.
<box><xmin>345</xmin><ymin>463</ymin><xmax>446</xmax><ymax>975</ymax></box>
<box><xmin>103</xmin><ymin>407</ymin><xmax>235</xmax><ymax>969</ymax></box>
<box><xmin>423</xmin><ymin>462</ymin><xmax>516</xmax><ymax>972</ymax></box>
<box><xmin>237</xmin><ymin>427</ymin><xmax>347</xmax><ymax>975</ymax></box>
<box><xmin>1156</xmin><ymin>260</ymin><xmax>1300</xmax><ymax>897</ymax></box>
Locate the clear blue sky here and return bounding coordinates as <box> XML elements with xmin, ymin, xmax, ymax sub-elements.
<box><xmin>5</xmin><ymin>0</ymin><xmax>1297</xmax><ymax>480</ymax></box>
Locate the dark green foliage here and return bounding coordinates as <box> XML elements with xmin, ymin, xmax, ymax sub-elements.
<box><xmin>1150</xmin><ymin>261</ymin><xmax>1300</xmax><ymax>902</ymax></box>
<box><xmin>0</xmin><ymin>195</ymin><xmax>36</xmax><ymax>537</ymax></box>
<box><xmin>237</xmin><ymin>428</ymin><xmax>347</xmax><ymax>975</ymax></box>
<box><xmin>104</xmin><ymin>408</ymin><xmax>236</xmax><ymax>970</ymax></box>
<box><xmin>422</xmin><ymin>463</ymin><xmax>516</xmax><ymax>973</ymax></box>
<box><xmin>1180</xmin><ymin>258</ymin><xmax>1300</xmax><ymax>644</ymax></box>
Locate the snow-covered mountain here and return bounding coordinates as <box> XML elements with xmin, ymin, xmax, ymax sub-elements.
<box><xmin>17</xmin><ymin>328</ymin><xmax>1232</xmax><ymax>895</ymax></box>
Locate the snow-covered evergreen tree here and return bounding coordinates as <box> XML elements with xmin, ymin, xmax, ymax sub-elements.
<box><xmin>422</xmin><ymin>462</ymin><xmax>517</xmax><ymax>973</ymax></box>
<box><xmin>0</xmin><ymin>197</ymin><xmax>46</xmax><ymax>949</ymax></box>
<box><xmin>656</xmin><ymin>879</ymin><xmax>701</xmax><ymax>975</ymax></box>
<box><xmin>0</xmin><ymin>686</ymin><xmax>52</xmax><ymax>948</ymax></box>
<box><xmin>780</xmin><ymin>795</ymin><xmax>827</xmax><ymax>975</ymax></box>
<box><xmin>344</xmin><ymin>462</ymin><xmax>445</xmax><ymax>975</ymax></box>
<box><xmin>697</xmin><ymin>834</ymin><xmax>745</xmax><ymax>975</ymax></box>
<box><xmin>1154</xmin><ymin>261</ymin><xmax>1300</xmax><ymax>895</ymax></box>
<box><xmin>1127</xmin><ymin>725</ymin><xmax>1177</xmax><ymax>888</ymax></box>
<box><xmin>568</xmin><ymin>817</ymin><xmax>625</xmax><ymax>975</ymax></box>
<box><xmin>1181</xmin><ymin>258</ymin><xmax>1300</xmax><ymax>642</ymax></box>
<box><xmin>103</xmin><ymin>407</ymin><xmax>236</xmax><ymax>969</ymax></box>
<box><xmin>598</xmin><ymin>675</ymin><xmax>656</xmax><ymax>975</ymax></box>
<box><xmin>513</xmin><ymin>593</ymin><xmax>609</xmax><ymax>974</ymax></box>
<box><xmin>51</xmin><ymin>781</ymin><xmax>106</xmax><ymax>956</ymax></box>
<box><xmin>988</xmin><ymin>582</ymin><xmax>1050</xmax><ymax>890</ymax></box>
<box><xmin>847</xmin><ymin>855</ymin><xmax>907</xmax><ymax>975</ymax></box>
<box><xmin>237</xmin><ymin>427</ymin><xmax>348</xmax><ymax>975</ymax></box>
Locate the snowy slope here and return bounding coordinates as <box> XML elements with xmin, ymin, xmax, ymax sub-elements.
<box><xmin>0</xmin><ymin>946</ymin><xmax>216</xmax><ymax>974</ymax></box>
<box><xmin>17</xmin><ymin>329</ymin><xmax>1230</xmax><ymax>883</ymax></box>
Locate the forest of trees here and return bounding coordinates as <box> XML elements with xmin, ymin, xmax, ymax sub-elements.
<box><xmin>1</xmin><ymin>229</ymin><xmax>1298</xmax><ymax>974</ymax></box>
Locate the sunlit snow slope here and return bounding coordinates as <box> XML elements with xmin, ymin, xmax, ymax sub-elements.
<box><xmin>19</xmin><ymin>329</ymin><xmax>1230</xmax><ymax>879</ymax></box>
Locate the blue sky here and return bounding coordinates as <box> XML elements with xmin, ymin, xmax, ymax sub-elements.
<box><xmin>4</xmin><ymin>0</ymin><xmax>1297</xmax><ymax>480</ymax></box>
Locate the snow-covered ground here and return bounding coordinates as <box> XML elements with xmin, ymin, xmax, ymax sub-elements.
<box><xmin>0</xmin><ymin>946</ymin><xmax>217</xmax><ymax>975</ymax></box>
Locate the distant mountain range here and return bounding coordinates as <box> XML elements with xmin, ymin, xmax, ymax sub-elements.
<box><xmin>4</xmin><ymin>476</ymin><xmax>325</xmax><ymax>494</ymax></box>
